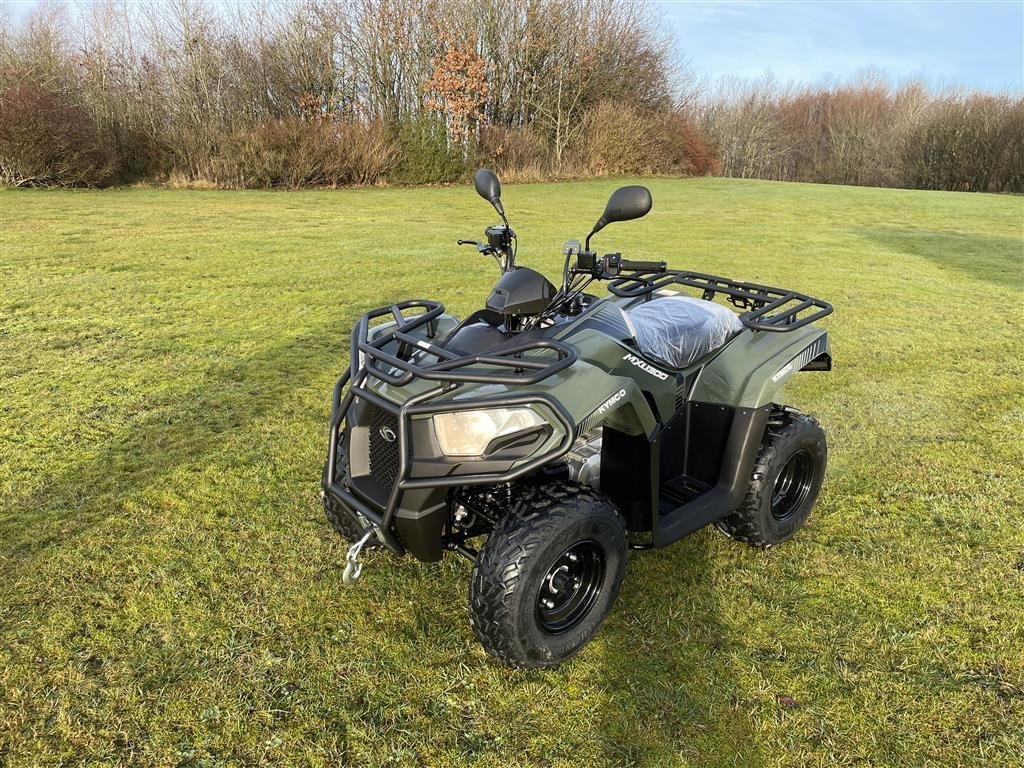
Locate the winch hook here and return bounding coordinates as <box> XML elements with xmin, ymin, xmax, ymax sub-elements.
<box><xmin>342</xmin><ymin>528</ymin><xmax>376</xmax><ymax>586</ymax></box>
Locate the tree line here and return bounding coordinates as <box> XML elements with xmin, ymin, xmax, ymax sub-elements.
<box><xmin>0</xmin><ymin>1</ymin><xmax>1020</xmax><ymax>192</ymax></box>
<box><xmin>0</xmin><ymin>0</ymin><xmax>713</xmax><ymax>187</ymax></box>
<box><xmin>699</xmin><ymin>74</ymin><xmax>1023</xmax><ymax>193</ymax></box>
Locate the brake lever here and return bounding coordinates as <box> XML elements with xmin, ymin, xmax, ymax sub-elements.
<box><xmin>458</xmin><ymin>239</ymin><xmax>497</xmax><ymax>255</ymax></box>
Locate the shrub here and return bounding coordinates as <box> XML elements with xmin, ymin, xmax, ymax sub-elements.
<box><xmin>900</xmin><ymin>95</ymin><xmax>1021</xmax><ymax>193</ymax></box>
<box><xmin>652</xmin><ymin>111</ymin><xmax>719</xmax><ymax>176</ymax></box>
<box><xmin>111</xmin><ymin>127</ymin><xmax>166</xmax><ymax>183</ymax></box>
<box><xmin>390</xmin><ymin>119</ymin><xmax>467</xmax><ymax>185</ymax></box>
<box><xmin>0</xmin><ymin>86</ymin><xmax>119</xmax><ymax>187</ymax></box>
<box><xmin>213</xmin><ymin>118</ymin><xmax>398</xmax><ymax>188</ymax></box>
<box><xmin>575</xmin><ymin>101</ymin><xmax>654</xmax><ymax>176</ymax></box>
<box><xmin>574</xmin><ymin>101</ymin><xmax>716</xmax><ymax>177</ymax></box>
<box><xmin>476</xmin><ymin>125</ymin><xmax>551</xmax><ymax>176</ymax></box>
<box><xmin>1000</xmin><ymin>100</ymin><xmax>1024</xmax><ymax>193</ymax></box>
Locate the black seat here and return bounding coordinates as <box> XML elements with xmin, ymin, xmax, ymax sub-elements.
<box><xmin>627</xmin><ymin>295</ymin><xmax>743</xmax><ymax>369</ymax></box>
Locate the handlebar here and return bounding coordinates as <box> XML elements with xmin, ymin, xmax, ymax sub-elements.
<box><xmin>572</xmin><ymin>252</ymin><xmax>667</xmax><ymax>278</ymax></box>
<box><xmin>618</xmin><ymin>258</ymin><xmax>666</xmax><ymax>272</ymax></box>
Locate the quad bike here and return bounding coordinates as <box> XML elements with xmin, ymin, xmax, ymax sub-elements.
<box><xmin>321</xmin><ymin>170</ymin><xmax>833</xmax><ymax>668</ymax></box>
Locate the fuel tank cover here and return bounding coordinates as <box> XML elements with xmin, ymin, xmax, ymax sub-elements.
<box><xmin>486</xmin><ymin>267</ymin><xmax>556</xmax><ymax>316</ymax></box>
<box><xmin>443</xmin><ymin>321</ymin><xmax>511</xmax><ymax>356</ymax></box>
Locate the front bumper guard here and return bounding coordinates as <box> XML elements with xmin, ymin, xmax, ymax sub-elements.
<box><xmin>324</xmin><ymin>300</ymin><xmax>578</xmax><ymax>556</ymax></box>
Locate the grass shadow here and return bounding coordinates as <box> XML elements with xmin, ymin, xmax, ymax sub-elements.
<box><xmin>597</xmin><ymin>533</ymin><xmax>765</xmax><ymax>767</ymax></box>
<box><xmin>0</xmin><ymin>318</ymin><xmax>341</xmax><ymax>569</ymax></box>
<box><xmin>856</xmin><ymin>227</ymin><xmax>1023</xmax><ymax>290</ymax></box>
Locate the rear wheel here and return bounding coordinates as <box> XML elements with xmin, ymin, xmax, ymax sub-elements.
<box><xmin>716</xmin><ymin>406</ymin><xmax>827</xmax><ymax>548</ymax></box>
<box><xmin>469</xmin><ymin>482</ymin><xmax>627</xmax><ymax>668</ymax></box>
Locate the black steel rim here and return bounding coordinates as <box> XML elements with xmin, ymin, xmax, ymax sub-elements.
<box><xmin>536</xmin><ymin>540</ymin><xmax>605</xmax><ymax>634</ymax></box>
<box><xmin>771</xmin><ymin>448</ymin><xmax>814</xmax><ymax>521</ymax></box>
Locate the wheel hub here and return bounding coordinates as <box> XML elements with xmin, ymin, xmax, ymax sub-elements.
<box><xmin>771</xmin><ymin>449</ymin><xmax>814</xmax><ymax>521</ymax></box>
<box><xmin>536</xmin><ymin>541</ymin><xmax>605</xmax><ymax>634</ymax></box>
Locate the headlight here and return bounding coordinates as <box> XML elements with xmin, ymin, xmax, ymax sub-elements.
<box><xmin>432</xmin><ymin>407</ymin><xmax>546</xmax><ymax>456</ymax></box>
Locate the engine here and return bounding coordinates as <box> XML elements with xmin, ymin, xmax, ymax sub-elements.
<box><xmin>563</xmin><ymin>429</ymin><xmax>602</xmax><ymax>490</ymax></box>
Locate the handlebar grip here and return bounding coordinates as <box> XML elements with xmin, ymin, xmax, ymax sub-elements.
<box><xmin>619</xmin><ymin>259</ymin><xmax>666</xmax><ymax>272</ymax></box>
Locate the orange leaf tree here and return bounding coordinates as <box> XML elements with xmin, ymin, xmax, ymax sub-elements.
<box><xmin>424</xmin><ymin>32</ymin><xmax>489</xmax><ymax>150</ymax></box>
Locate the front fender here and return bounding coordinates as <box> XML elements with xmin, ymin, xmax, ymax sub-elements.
<box><xmin>575</xmin><ymin>376</ymin><xmax>658</xmax><ymax>437</ymax></box>
<box><xmin>503</xmin><ymin>356</ymin><xmax>658</xmax><ymax>439</ymax></box>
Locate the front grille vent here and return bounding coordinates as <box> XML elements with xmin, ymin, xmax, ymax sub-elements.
<box><xmin>365</xmin><ymin>406</ymin><xmax>401</xmax><ymax>500</ymax></box>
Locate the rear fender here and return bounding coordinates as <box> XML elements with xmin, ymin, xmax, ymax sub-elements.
<box><xmin>691</xmin><ymin>327</ymin><xmax>830</xmax><ymax>408</ymax></box>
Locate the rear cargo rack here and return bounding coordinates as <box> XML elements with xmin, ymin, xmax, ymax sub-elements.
<box><xmin>608</xmin><ymin>270</ymin><xmax>833</xmax><ymax>332</ymax></box>
<box><xmin>326</xmin><ymin>300</ymin><xmax>578</xmax><ymax>554</ymax></box>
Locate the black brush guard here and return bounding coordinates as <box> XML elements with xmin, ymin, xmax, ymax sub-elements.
<box><xmin>608</xmin><ymin>269</ymin><xmax>833</xmax><ymax>331</ymax></box>
<box><xmin>325</xmin><ymin>300</ymin><xmax>578</xmax><ymax>554</ymax></box>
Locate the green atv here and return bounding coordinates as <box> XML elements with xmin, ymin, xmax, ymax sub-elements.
<box><xmin>322</xmin><ymin>170</ymin><xmax>833</xmax><ymax>668</ymax></box>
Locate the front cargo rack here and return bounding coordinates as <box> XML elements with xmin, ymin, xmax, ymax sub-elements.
<box><xmin>608</xmin><ymin>269</ymin><xmax>833</xmax><ymax>332</ymax></box>
<box><xmin>326</xmin><ymin>300</ymin><xmax>578</xmax><ymax>554</ymax></box>
<box><xmin>350</xmin><ymin>299</ymin><xmax>577</xmax><ymax>386</ymax></box>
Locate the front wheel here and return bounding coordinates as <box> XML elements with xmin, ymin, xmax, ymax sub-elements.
<box><xmin>469</xmin><ymin>482</ymin><xmax>627</xmax><ymax>669</ymax></box>
<box><xmin>321</xmin><ymin>435</ymin><xmax>382</xmax><ymax>549</ymax></box>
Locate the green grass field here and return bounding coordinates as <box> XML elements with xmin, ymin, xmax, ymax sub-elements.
<box><xmin>1</xmin><ymin>178</ymin><xmax>1022</xmax><ymax>767</ymax></box>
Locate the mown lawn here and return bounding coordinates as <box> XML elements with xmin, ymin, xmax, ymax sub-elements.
<box><xmin>1</xmin><ymin>178</ymin><xmax>1022</xmax><ymax>767</ymax></box>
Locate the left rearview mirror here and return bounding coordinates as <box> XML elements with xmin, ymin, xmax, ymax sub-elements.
<box><xmin>474</xmin><ymin>168</ymin><xmax>506</xmax><ymax>220</ymax></box>
<box><xmin>474</xmin><ymin>168</ymin><xmax>501</xmax><ymax>204</ymax></box>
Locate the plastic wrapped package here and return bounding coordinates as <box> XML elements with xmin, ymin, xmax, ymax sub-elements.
<box><xmin>626</xmin><ymin>294</ymin><xmax>744</xmax><ymax>369</ymax></box>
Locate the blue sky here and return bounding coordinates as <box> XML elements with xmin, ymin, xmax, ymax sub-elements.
<box><xmin>3</xmin><ymin>0</ymin><xmax>1022</xmax><ymax>92</ymax></box>
<box><xmin>657</xmin><ymin>1</ymin><xmax>1023</xmax><ymax>93</ymax></box>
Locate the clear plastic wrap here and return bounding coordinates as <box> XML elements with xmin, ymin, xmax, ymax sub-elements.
<box><xmin>626</xmin><ymin>294</ymin><xmax>743</xmax><ymax>369</ymax></box>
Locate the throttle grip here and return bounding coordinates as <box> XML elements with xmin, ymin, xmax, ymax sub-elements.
<box><xmin>619</xmin><ymin>259</ymin><xmax>666</xmax><ymax>272</ymax></box>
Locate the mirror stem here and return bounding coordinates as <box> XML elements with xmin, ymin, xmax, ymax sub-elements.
<box><xmin>492</xmin><ymin>200</ymin><xmax>507</xmax><ymax>228</ymax></box>
<box><xmin>585</xmin><ymin>218</ymin><xmax>605</xmax><ymax>251</ymax></box>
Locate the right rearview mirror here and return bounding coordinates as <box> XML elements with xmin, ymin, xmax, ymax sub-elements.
<box><xmin>599</xmin><ymin>185</ymin><xmax>653</xmax><ymax>226</ymax></box>
<box><xmin>587</xmin><ymin>185</ymin><xmax>653</xmax><ymax>248</ymax></box>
